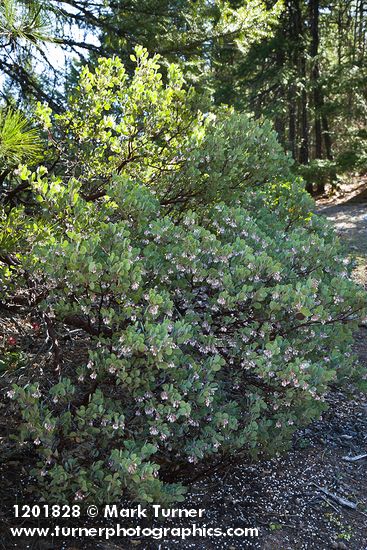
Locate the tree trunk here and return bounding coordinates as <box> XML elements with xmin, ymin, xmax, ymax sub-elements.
<box><xmin>322</xmin><ymin>115</ymin><xmax>333</xmax><ymax>161</ymax></box>
<box><xmin>275</xmin><ymin>47</ymin><xmax>286</xmax><ymax>144</ymax></box>
<box><xmin>299</xmin><ymin>56</ymin><xmax>309</xmax><ymax>165</ymax></box>
<box><xmin>310</xmin><ymin>0</ymin><xmax>325</xmax><ymax>194</ymax></box>
<box><xmin>288</xmin><ymin>84</ymin><xmax>297</xmax><ymax>160</ymax></box>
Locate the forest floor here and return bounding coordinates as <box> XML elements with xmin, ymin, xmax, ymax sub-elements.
<box><xmin>1</xmin><ymin>183</ymin><xmax>367</xmax><ymax>550</ymax></box>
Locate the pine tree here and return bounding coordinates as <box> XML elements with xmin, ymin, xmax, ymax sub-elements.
<box><xmin>0</xmin><ymin>0</ymin><xmax>61</xmax><ymax>110</ymax></box>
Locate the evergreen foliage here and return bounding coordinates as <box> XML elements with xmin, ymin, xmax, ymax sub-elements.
<box><xmin>0</xmin><ymin>108</ymin><xmax>42</xmax><ymax>168</ymax></box>
<box><xmin>36</xmin><ymin>49</ymin><xmax>292</xmax><ymax>209</ymax></box>
<box><xmin>3</xmin><ymin>53</ymin><xmax>365</xmax><ymax>504</ymax></box>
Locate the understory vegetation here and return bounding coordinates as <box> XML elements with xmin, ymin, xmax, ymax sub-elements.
<box><xmin>1</xmin><ymin>47</ymin><xmax>366</xmax><ymax>505</ymax></box>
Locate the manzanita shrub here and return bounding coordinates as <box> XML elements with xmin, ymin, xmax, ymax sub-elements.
<box><xmin>36</xmin><ymin>46</ymin><xmax>293</xmax><ymax>210</ymax></box>
<box><xmin>3</xmin><ymin>49</ymin><xmax>366</xmax><ymax>505</ymax></box>
<box><xmin>8</xmin><ymin>174</ymin><xmax>366</xmax><ymax>504</ymax></box>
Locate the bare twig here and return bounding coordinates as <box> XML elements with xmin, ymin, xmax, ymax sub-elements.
<box><xmin>319</xmin><ymin>495</ymin><xmax>340</xmax><ymax>514</ymax></box>
<box><xmin>312</xmin><ymin>485</ymin><xmax>357</xmax><ymax>510</ymax></box>
<box><xmin>43</xmin><ymin>312</ymin><xmax>61</xmax><ymax>373</ymax></box>
<box><xmin>342</xmin><ymin>454</ymin><xmax>367</xmax><ymax>462</ymax></box>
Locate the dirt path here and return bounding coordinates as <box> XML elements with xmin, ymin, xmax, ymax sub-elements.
<box><xmin>318</xmin><ymin>202</ymin><xmax>367</xmax><ymax>259</ymax></box>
